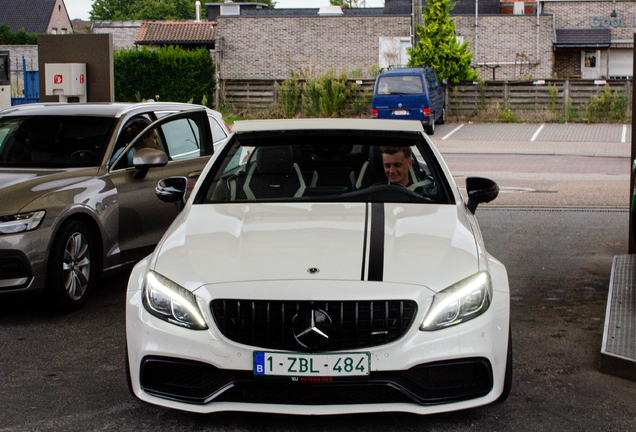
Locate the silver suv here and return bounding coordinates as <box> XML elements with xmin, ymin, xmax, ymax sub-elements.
<box><xmin>0</xmin><ymin>102</ymin><xmax>230</xmax><ymax>310</ymax></box>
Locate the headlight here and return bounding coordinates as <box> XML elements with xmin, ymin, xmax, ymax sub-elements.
<box><xmin>0</xmin><ymin>210</ymin><xmax>45</xmax><ymax>234</ymax></box>
<box><xmin>420</xmin><ymin>272</ymin><xmax>492</xmax><ymax>331</ymax></box>
<box><xmin>142</xmin><ymin>270</ymin><xmax>208</xmax><ymax>330</ymax></box>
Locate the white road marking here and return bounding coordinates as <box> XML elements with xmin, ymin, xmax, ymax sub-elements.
<box><xmin>622</xmin><ymin>125</ymin><xmax>627</xmax><ymax>143</ymax></box>
<box><xmin>441</xmin><ymin>124</ymin><xmax>464</xmax><ymax>140</ymax></box>
<box><xmin>530</xmin><ymin>124</ymin><xmax>545</xmax><ymax>142</ymax></box>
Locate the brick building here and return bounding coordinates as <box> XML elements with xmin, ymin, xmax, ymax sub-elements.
<box><xmin>213</xmin><ymin>0</ymin><xmax>635</xmax><ymax>81</ymax></box>
<box><xmin>0</xmin><ymin>0</ymin><xmax>72</xmax><ymax>35</ymax></box>
<box><xmin>214</xmin><ymin>1</ymin><xmax>412</xmax><ymax>80</ymax></box>
<box><xmin>543</xmin><ymin>0</ymin><xmax>636</xmax><ymax>79</ymax></box>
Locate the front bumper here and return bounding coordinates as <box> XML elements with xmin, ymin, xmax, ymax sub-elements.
<box><xmin>0</xmin><ymin>245</ymin><xmax>45</xmax><ymax>293</ymax></box>
<box><xmin>126</xmin><ymin>260</ymin><xmax>510</xmax><ymax>415</ymax></box>
<box><xmin>139</xmin><ymin>355</ymin><xmax>493</xmax><ymax>407</ymax></box>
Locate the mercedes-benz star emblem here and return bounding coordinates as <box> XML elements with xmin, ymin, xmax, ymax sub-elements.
<box><xmin>292</xmin><ymin>309</ymin><xmax>332</xmax><ymax>349</ymax></box>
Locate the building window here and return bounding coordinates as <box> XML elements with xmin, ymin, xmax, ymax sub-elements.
<box><xmin>51</xmin><ymin>28</ymin><xmax>57</xmax><ymax>34</ymax></box>
<box><xmin>61</xmin><ymin>28</ymin><xmax>67</xmax><ymax>34</ymax></box>
<box><xmin>585</xmin><ymin>51</ymin><xmax>597</xmax><ymax>68</ymax></box>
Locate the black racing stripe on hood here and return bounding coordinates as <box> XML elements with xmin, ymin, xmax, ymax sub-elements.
<box><xmin>361</xmin><ymin>202</ymin><xmax>369</xmax><ymax>281</ymax></box>
<box><xmin>367</xmin><ymin>202</ymin><xmax>384</xmax><ymax>282</ymax></box>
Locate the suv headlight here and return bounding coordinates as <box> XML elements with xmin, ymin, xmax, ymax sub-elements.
<box><xmin>0</xmin><ymin>210</ymin><xmax>46</xmax><ymax>234</ymax></box>
<box><xmin>420</xmin><ymin>272</ymin><xmax>492</xmax><ymax>331</ymax></box>
<box><xmin>142</xmin><ymin>270</ymin><xmax>208</xmax><ymax>330</ymax></box>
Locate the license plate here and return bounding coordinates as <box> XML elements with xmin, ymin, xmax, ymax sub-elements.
<box><xmin>254</xmin><ymin>351</ymin><xmax>370</xmax><ymax>377</ymax></box>
<box><xmin>393</xmin><ymin>110</ymin><xmax>409</xmax><ymax>115</ymax></box>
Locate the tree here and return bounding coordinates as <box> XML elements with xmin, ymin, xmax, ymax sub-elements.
<box><xmin>0</xmin><ymin>25</ymin><xmax>38</xmax><ymax>44</ymax></box>
<box><xmin>205</xmin><ymin>0</ymin><xmax>276</xmax><ymax>8</ymax></box>
<box><xmin>329</xmin><ymin>0</ymin><xmax>357</xmax><ymax>7</ymax></box>
<box><xmin>407</xmin><ymin>0</ymin><xmax>476</xmax><ymax>84</ymax></box>
<box><xmin>89</xmin><ymin>0</ymin><xmax>197</xmax><ymax>21</ymax></box>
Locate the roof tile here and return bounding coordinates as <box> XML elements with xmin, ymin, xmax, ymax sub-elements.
<box><xmin>135</xmin><ymin>21</ymin><xmax>216</xmax><ymax>45</ymax></box>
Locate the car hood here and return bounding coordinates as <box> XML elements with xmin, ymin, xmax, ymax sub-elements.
<box><xmin>154</xmin><ymin>203</ymin><xmax>480</xmax><ymax>293</ymax></box>
<box><xmin>0</xmin><ymin>167</ymin><xmax>100</xmax><ymax>215</ymax></box>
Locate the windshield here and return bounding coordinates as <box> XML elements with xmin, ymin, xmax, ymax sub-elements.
<box><xmin>376</xmin><ymin>75</ymin><xmax>424</xmax><ymax>95</ymax></box>
<box><xmin>0</xmin><ymin>116</ymin><xmax>117</xmax><ymax>168</ymax></box>
<box><xmin>197</xmin><ymin>132</ymin><xmax>453</xmax><ymax>205</ymax></box>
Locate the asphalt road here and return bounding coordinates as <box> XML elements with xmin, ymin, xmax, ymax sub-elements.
<box><xmin>1</xmin><ymin>123</ymin><xmax>635</xmax><ymax>431</ymax></box>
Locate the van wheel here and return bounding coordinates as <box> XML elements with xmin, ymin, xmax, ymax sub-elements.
<box><xmin>424</xmin><ymin>121</ymin><xmax>434</xmax><ymax>135</ymax></box>
<box><xmin>437</xmin><ymin>107</ymin><xmax>446</xmax><ymax>125</ymax></box>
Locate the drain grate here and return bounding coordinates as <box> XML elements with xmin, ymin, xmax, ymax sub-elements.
<box><xmin>600</xmin><ymin>254</ymin><xmax>636</xmax><ymax>381</ymax></box>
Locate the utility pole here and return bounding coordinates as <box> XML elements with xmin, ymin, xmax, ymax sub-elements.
<box><xmin>412</xmin><ymin>0</ymin><xmax>424</xmax><ymax>46</ymax></box>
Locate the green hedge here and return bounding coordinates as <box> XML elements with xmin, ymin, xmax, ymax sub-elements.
<box><xmin>114</xmin><ymin>46</ymin><xmax>215</xmax><ymax>106</ymax></box>
<box><xmin>0</xmin><ymin>25</ymin><xmax>38</xmax><ymax>44</ymax></box>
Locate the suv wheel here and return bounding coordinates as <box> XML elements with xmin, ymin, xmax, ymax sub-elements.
<box><xmin>46</xmin><ymin>220</ymin><xmax>96</xmax><ymax>311</ymax></box>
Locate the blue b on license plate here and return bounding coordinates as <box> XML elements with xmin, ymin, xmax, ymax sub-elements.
<box><xmin>254</xmin><ymin>351</ymin><xmax>370</xmax><ymax>377</ymax></box>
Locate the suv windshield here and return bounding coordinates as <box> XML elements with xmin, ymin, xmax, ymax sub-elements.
<box><xmin>0</xmin><ymin>116</ymin><xmax>116</xmax><ymax>168</ymax></box>
<box><xmin>197</xmin><ymin>132</ymin><xmax>453</xmax><ymax>205</ymax></box>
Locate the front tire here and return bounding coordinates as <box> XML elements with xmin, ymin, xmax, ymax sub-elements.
<box><xmin>46</xmin><ymin>220</ymin><xmax>96</xmax><ymax>312</ymax></box>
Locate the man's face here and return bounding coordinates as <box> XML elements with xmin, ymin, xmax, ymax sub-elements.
<box><xmin>382</xmin><ymin>151</ymin><xmax>412</xmax><ymax>186</ymax></box>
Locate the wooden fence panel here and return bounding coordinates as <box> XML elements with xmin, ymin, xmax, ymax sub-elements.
<box><xmin>221</xmin><ymin>78</ymin><xmax>632</xmax><ymax>117</ymax></box>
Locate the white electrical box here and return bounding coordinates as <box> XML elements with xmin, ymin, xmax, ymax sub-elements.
<box><xmin>0</xmin><ymin>86</ymin><xmax>10</xmax><ymax>110</ymax></box>
<box><xmin>45</xmin><ymin>63</ymin><xmax>87</xmax><ymax>103</ymax></box>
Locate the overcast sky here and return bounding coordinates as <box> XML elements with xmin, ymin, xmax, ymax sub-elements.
<box><xmin>64</xmin><ymin>0</ymin><xmax>386</xmax><ymax>21</ymax></box>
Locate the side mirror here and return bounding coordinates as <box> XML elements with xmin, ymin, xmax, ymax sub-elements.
<box><xmin>132</xmin><ymin>148</ymin><xmax>168</xmax><ymax>179</ymax></box>
<box><xmin>156</xmin><ymin>177</ymin><xmax>188</xmax><ymax>213</ymax></box>
<box><xmin>466</xmin><ymin>177</ymin><xmax>499</xmax><ymax>214</ymax></box>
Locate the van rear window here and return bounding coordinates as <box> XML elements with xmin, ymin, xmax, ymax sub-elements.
<box><xmin>376</xmin><ymin>75</ymin><xmax>424</xmax><ymax>95</ymax></box>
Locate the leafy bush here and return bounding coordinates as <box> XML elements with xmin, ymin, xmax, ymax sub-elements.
<box><xmin>114</xmin><ymin>46</ymin><xmax>215</xmax><ymax>106</ymax></box>
<box><xmin>367</xmin><ymin>64</ymin><xmax>381</xmax><ymax>79</ymax></box>
<box><xmin>316</xmin><ymin>67</ymin><xmax>350</xmax><ymax>118</ymax></box>
<box><xmin>276</xmin><ymin>71</ymin><xmax>302</xmax><ymax>118</ymax></box>
<box><xmin>0</xmin><ymin>25</ymin><xmax>38</xmax><ymax>44</ymax></box>
<box><xmin>547</xmin><ymin>83</ymin><xmax>559</xmax><ymax>112</ymax></box>
<box><xmin>301</xmin><ymin>76</ymin><xmax>321</xmax><ymax>118</ymax></box>
<box><xmin>581</xmin><ymin>84</ymin><xmax>627</xmax><ymax>124</ymax></box>
<box><xmin>610</xmin><ymin>89</ymin><xmax>628</xmax><ymax>122</ymax></box>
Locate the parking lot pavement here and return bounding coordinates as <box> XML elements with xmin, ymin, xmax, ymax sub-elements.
<box><xmin>432</xmin><ymin>123</ymin><xmax>631</xmax><ymax>158</ymax></box>
<box><xmin>1</xmin><ymin>210</ymin><xmax>634</xmax><ymax>431</ymax></box>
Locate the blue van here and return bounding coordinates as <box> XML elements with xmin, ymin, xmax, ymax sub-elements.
<box><xmin>371</xmin><ymin>67</ymin><xmax>445</xmax><ymax>135</ymax></box>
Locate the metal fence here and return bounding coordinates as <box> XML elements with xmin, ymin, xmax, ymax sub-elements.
<box><xmin>220</xmin><ymin>78</ymin><xmax>633</xmax><ymax>116</ymax></box>
<box><xmin>10</xmin><ymin>56</ymin><xmax>39</xmax><ymax>106</ymax></box>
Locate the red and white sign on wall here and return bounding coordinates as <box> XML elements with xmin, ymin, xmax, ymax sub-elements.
<box><xmin>80</xmin><ymin>74</ymin><xmax>84</xmax><ymax>84</ymax></box>
<box><xmin>54</xmin><ymin>75</ymin><xmax>63</xmax><ymax>84</ymax></box>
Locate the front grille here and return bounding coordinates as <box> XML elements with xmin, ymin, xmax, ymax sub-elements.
<box><xmin>210</xmin><ymin>300</ymin><xmax>418</xmax><ymax>352</ymax></box>
<box><xmin>140</xmin><ymin>356</ymin><xmax>493</xmax><ymax>406</ymax></box>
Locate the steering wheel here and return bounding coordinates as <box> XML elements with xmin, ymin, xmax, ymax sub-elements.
<box><xmin>70</xmin><ymin>150</ymin><xmax>99</xmax><ymax>161</ymax></box>
<box><xmin>367</xmin><ymin>183</ymin><xmax>434</xmax><ymax>203</ymax></box>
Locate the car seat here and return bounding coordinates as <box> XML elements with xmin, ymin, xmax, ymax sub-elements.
<box><xmin>242</xmin><ymin>145</ymin><xmax>306</xmax><ymax>199</ymax></box>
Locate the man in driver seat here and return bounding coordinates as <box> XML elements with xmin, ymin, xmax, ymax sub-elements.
<box><xmin>381</xmin><ymin>146</ymin><xmax>413</xmax><ymax>187</ymax></box>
